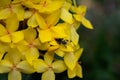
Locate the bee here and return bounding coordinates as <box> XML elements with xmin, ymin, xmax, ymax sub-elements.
<box><xmin>55</xmin><ymin>38</ymin><xmax>68</xmax><ymax>45</ymax></box>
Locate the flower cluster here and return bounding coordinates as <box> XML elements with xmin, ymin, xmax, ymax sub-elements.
<box><xmin>0</xmin><ymin>0</ymin><xmax>93</xmax><ymax>80</ymax></box>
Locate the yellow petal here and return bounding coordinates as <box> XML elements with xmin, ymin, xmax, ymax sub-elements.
<box><xmin>46</xmin><ymin>1</ymin><xmax>63</xmax><ymax>13</ymax></box>
<box><xmin>31</xmin><ymin>0</ymin><xmax>41</xmax><ymax>4</ymax></box>
<box><xmin>48</xmin><ymin>45</ymin><xmax>59</xmax><ymax>52</ymax></box>
<box><xmin>75</xmin><ymin>48</ymin><xmax>83</xmax><ymax>61</ymax></box>
<box><xmin>48</xmin><ymin>40</ymin><xmax>59</xmax><ymax>51</ymax></box>
<box><xmin>44</xmin><ymin>52</ymin><xmax>54</xmax><ymax>65</ymax></box>
<box><xmin>12</xmin><ymin>4</ymin><xmax>24</xmax><ymax>21</ymax></box>
<box><xmin>33</xmin><ymin>59</ymin><xmax>48</xmax><ymax>73</ymax></box>
<box><xmin>51</xmin><ymin>25</ymin><xmax>67</xmax><ymax>38</ymax></box>
<box><xmin>34</xmin><ymin>4</ymin><xmax>45</xmax><ymax>13</ymax></box>
<box><xmin>6</xmin><ymin>13</ymin><xmax>19</xmax><ymax>32</ymax></box>
<box><xmin>24</xmin><ymin>28</ymin><xmax>37</xmax><ymax>42</ymax></box>
<box><xmin>11</xmin><ymin>31</ymin><xmax>24</xmax><ymax>43</ymax></box>
<box><xmin>0</xmin><ymin>8</ymin><xmax>11</xmax><ymax>20</ymax></box>
<box><xmin>38</xmin><ymin>42</ymin><xmax>50</xmax><ymax>50</ymax></box>
<box><xmin>12</xmin><ymin>0</ymin><xmax>22</xmax><ymax>4</ymax></box>
<box><xmin>60</xmin><ymin>44</ymin><xmax>73</xmax><ymax>52</ymax></box>
<box><xmin>42</xmin><ymin>69</ymin><xmax>55</xmax><ymax>80</ymax></box>
<box><xmin>73</xmin><ymin>14</ymin><xmax>83</xmax><ymax>22</ymax></box>
<box><xmin>22</xmin><ymin>0</ymin><xmax>35</xmax><ymax>8</ymax></box>
<box><xmin>52</xmin><ymin>60</ymin><xmax>67</xmax><ymax>73</ymax></box>
<box><xmin>8</xmin><ymin>70</ymin><xmax>21</xmax><ymax>80</ymax></box>
<box><xmin>33</xmin><ymin>38</ymin><xmax>41</xmax><ymax>47</ymax></box>
<box><xmin>0</xmin><ymin>52</ymin><xmax>4</xmax><ymax>61</ymax></box>
<box><xmin>0</xmin><ymin>60</ymin><xmax>12</xmax><ymax>73</ymax></box>
<box><xmin>58</xmin><ymin>23</ymin><xmax>70</xmax><ymax>36</ymax></box>
<box><xmin>16</xmin><ymin>41</ymin><xmax>29</xmax><ymax>52</ymax></box>
<box><xmin>64</xmin><ymin>52</ymin><xmax>77</xmax><ymax>70</ymax></box>
<box><xmin>24</xmin><ymin>11</ymin><xmax>33</xmax><ymax>19</ymax></box>
<box><xmin>0</xmin><ymin>0</ymin><xmax>11</xmax><ymax>7</ymax></box>
<box><xmin>46</xmin><ymin>10</ymin><xmax>60</xmax><ymax>26</ymax></box>
<box><xmin>6</xmin><ymin>48</ymin><xmax>22</xmax><ymax>64</ymax></box>
<box><xmin>70</xmin><ymin>26</ymin><xmax>79</xmax><ymax>45</ymax></box>
<box><xmin>66</xmin><ymin>0</ymin><xmax>72</xmax><ymax>4</ymax></box>
<box><xmin>27</xmin><ymin>14</ymin><xmax>38</xmax><ymax>28</ymax></box>
<box><xmin>17</xmin><ymin>61</ymin><xmax>35</xmax><ymax>74</ymax></box>
<box><xmin>67</xmin><ymin>68</ymin><xmax>76</xmax><ymax>78</ymax></box>
<box><xmin>0</xmin><ymin>35</ymin><xmax>11</xmax><ymax>43</ymax></box>
<box><xmin>25</xmin><ymin>47</ymin><xmax>39</xmax><ymax>64</ymax></box>
<box><xmin>0</xmin><ymin>24</ymin><xmax>6</xmax><ymax>36</ymax></box>
<box><xmin>63</xmin><ymin>1</ymin><xmax>71</xmax><ymax>10</ymax></box>
<box><xmin>77</xmin><ymin>6</ymin><xmax>87</xmax><ymax>15</ymax></box>
<box><xmin>82</xmin><ymin>17</ymin><xmax>93</xmax><ymax>29</ymax></box>
<box><xmin>76</xmin><ymin>63</ymin><xmax>83</xmax><ymax>78</ymax></box>
<box><xmin>38</xmin><ymin>29</ymin><xmax>52</xmax><ymax>43</ymax></box>
<box><xmin>0</xmin><ymin>42</ymin><xmax>9</xmax><ymax>53</ymax></box>
<box><xmin>72</xmin><ymin>20</ymin><xmax>80</xmax><ymax>29</ymax></box>
<box><xmin>55</xmin><ymin>49</ymin><xmax>65</xmax><ymax>57</ymax></box>
<box><xmin>70</xmin><ymin>6</ymin><xmax>76</xmax><ymax>13</ymax></box>
<box><xmin>61</xmin><ymin>8</ymin><xmax>73</xmax><ymax>24</ymax></box>
<box><xmin>35</xmin><ymin>12</ymin><xmax>47</xmax><ymax>29</ymax></box>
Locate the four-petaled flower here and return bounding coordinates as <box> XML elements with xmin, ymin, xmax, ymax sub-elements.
<box><xmin>33</xmin><ymin>52</ymin><xmax>67</xmax><ymax>80</ymax></box>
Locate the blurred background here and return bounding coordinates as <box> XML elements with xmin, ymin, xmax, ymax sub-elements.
<box><xmin>0</xmin><ymin>0</ymin><xmax>120</xmax><ymax>80</ymax></box>
<box><xmin>77</xmin><ymin>0</ymin><xmax>120</xmax><ymax>80</ymax></box>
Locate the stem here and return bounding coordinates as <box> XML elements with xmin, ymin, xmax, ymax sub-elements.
<box><xmin>73</xmin><ymin>0</ymin><xmax>77</xmax><ymax>7</ymax></box>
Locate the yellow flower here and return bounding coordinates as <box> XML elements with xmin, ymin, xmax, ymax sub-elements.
<box><xmin>34</xmin><ymin>0</ymin><xmax>64</xmax><ymax>14</ymax></box>
<box><xmin>64</xmin><ymin>52</ymin><xmax>77</xmax><ymax>70</ymax></box>
<box><xmin>0</xmin><ymin>14</ymin><xmax>24</xmax><ymax>43</ymax></box>
<box><xmin>56</xmin><ymin>45</ymin><xmax>83</xmax><ymax>71</ymax></box>
<box><xmin>33</xmin><ymin>52</ymin><xmax>67</xmax><ymax>80</ymax></box>
<box><xmin>36</xmin><ymin>10</ymin><xmax>67</xmax><ymax>43</ymax></box>
<box><xmin>40</xmin><ymin>23</ymin><xmax>78</xmax><ymax>54</ymax></box>
<box><xmin>17</xmin><ymin>28</ymin><xmax>40</xmax><ymax>64</ymax></box>
<box><xmin>68</xmin><ymin>63</ymin><xmax>83</xmax><ymax>78</ymax></box>
<box><xmin>71</xmin><ymin>1</ymin><xmax>93</xmax><ymax>29</ymax></box>
<box><xmin>0</xmin><ymin>1</ymin><xmax>24</xmax><ymax>21</ymax></box>
<box><xmin>51</xmin><ymin>23</ymin><xmax>79</xmax><ymax>57</ymax></box>
<box><xmin>21</xmin><ymin>0</ymin><xmax>36</xmax><ymax>9</ymax></box>
<box><xmin>21</xmin><ymin>1</ymin><xmax>42</xmax><ymax>28</ymax></box>
<box><xmin>67</xmin><ymin>47</ymin><xmax>83</xmax><ymax>78</ymax></box>
<box><xmin>0</xmin><ymin>48</ymin><xmax>35</xmax><ymax>80</ymax></box>
<box><xmin>60</xmin><ymin>1</ymin><xmax>74</xmax><ymax>24</ymax></box>
<box><xmin>60</xmin><ymin>8</ymin><xmax>73</xmax><ymax>24</ymax></box>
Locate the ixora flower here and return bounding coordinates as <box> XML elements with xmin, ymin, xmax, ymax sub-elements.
<box><xmin>16</xmin><ymin>28</ymin><xmax>40</xmax><ymax>65</ymax></box>
<box><xmin>33</xmin><ymin>0</ymin><xmax>64</xmax><ymax>13</ymax></box>
<box><xmin>71</xmin><ymin>5</ymin><xmax>93</xmax><ymax>29</ymax></box>
<box><xmin>36</xmin><ymin>10</ymin><xmax>67</xmax><ymax>43</ymax></box>
<box><xmin>33</xmin><ymin>52</ymin><xmax>67</xmax><ymax>80</ymax></box>
<box><xmin>0</xmin><ymin>13</ymin><xmax>24</xmax><ymax>43</ymax></box>
<box><xmin>67</xmin><ymin>46</ymin><xmax>83</xmax><ymax>78</ymax></box>
<box><xmin>0</xmin><ymin>48</ymin><xmax>35</xmax><ymax>80</ymax></box>
<box><xmin>0</xmin><ymin>0</ymin><xmax>93</xmax><ymax>80</ymax></box>
<box><xmin>0</xmin><ymin>0</ymin><xmax>24</xmax><ymax>21</ymax></box>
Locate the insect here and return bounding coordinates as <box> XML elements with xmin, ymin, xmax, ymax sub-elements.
<box><xmin>55</xmin><ymin>38</ymin><xmax>69</xmax><ymax>45</ymax></box>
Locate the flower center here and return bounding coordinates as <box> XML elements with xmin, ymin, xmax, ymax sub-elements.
<box><xmin>11</xmin><ymin>64</ymin><xmax>18</xmax><ymax>71</ymax></box>
<box><xmin>28</xmin><ymin>42</ymin><xmax>34</xmax><ymax>48</ymax></box>
<box><xmin>6</xmin><ymin>30</ymin><xmax>11</xmax><ymax>35</ymax></box>
<box><xmin>48</xmin><ymin>65</ymin><xmax>53</xmax><ymax>69</ymax></box>
<box><xmin>41</xmin><ymin>1</ymin><xmax>47</xmax><ymax>7</ymax></box>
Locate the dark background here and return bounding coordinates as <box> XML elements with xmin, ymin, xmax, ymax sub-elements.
<box><xmin>0</xmin><ymin>0</ymin><xmax>120</xmax><ymax>80</ymax></box>
<box><xmin>77</xmin><ymin>0</ymin><xmax>120</xmax><ymax>80</ymax></box>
